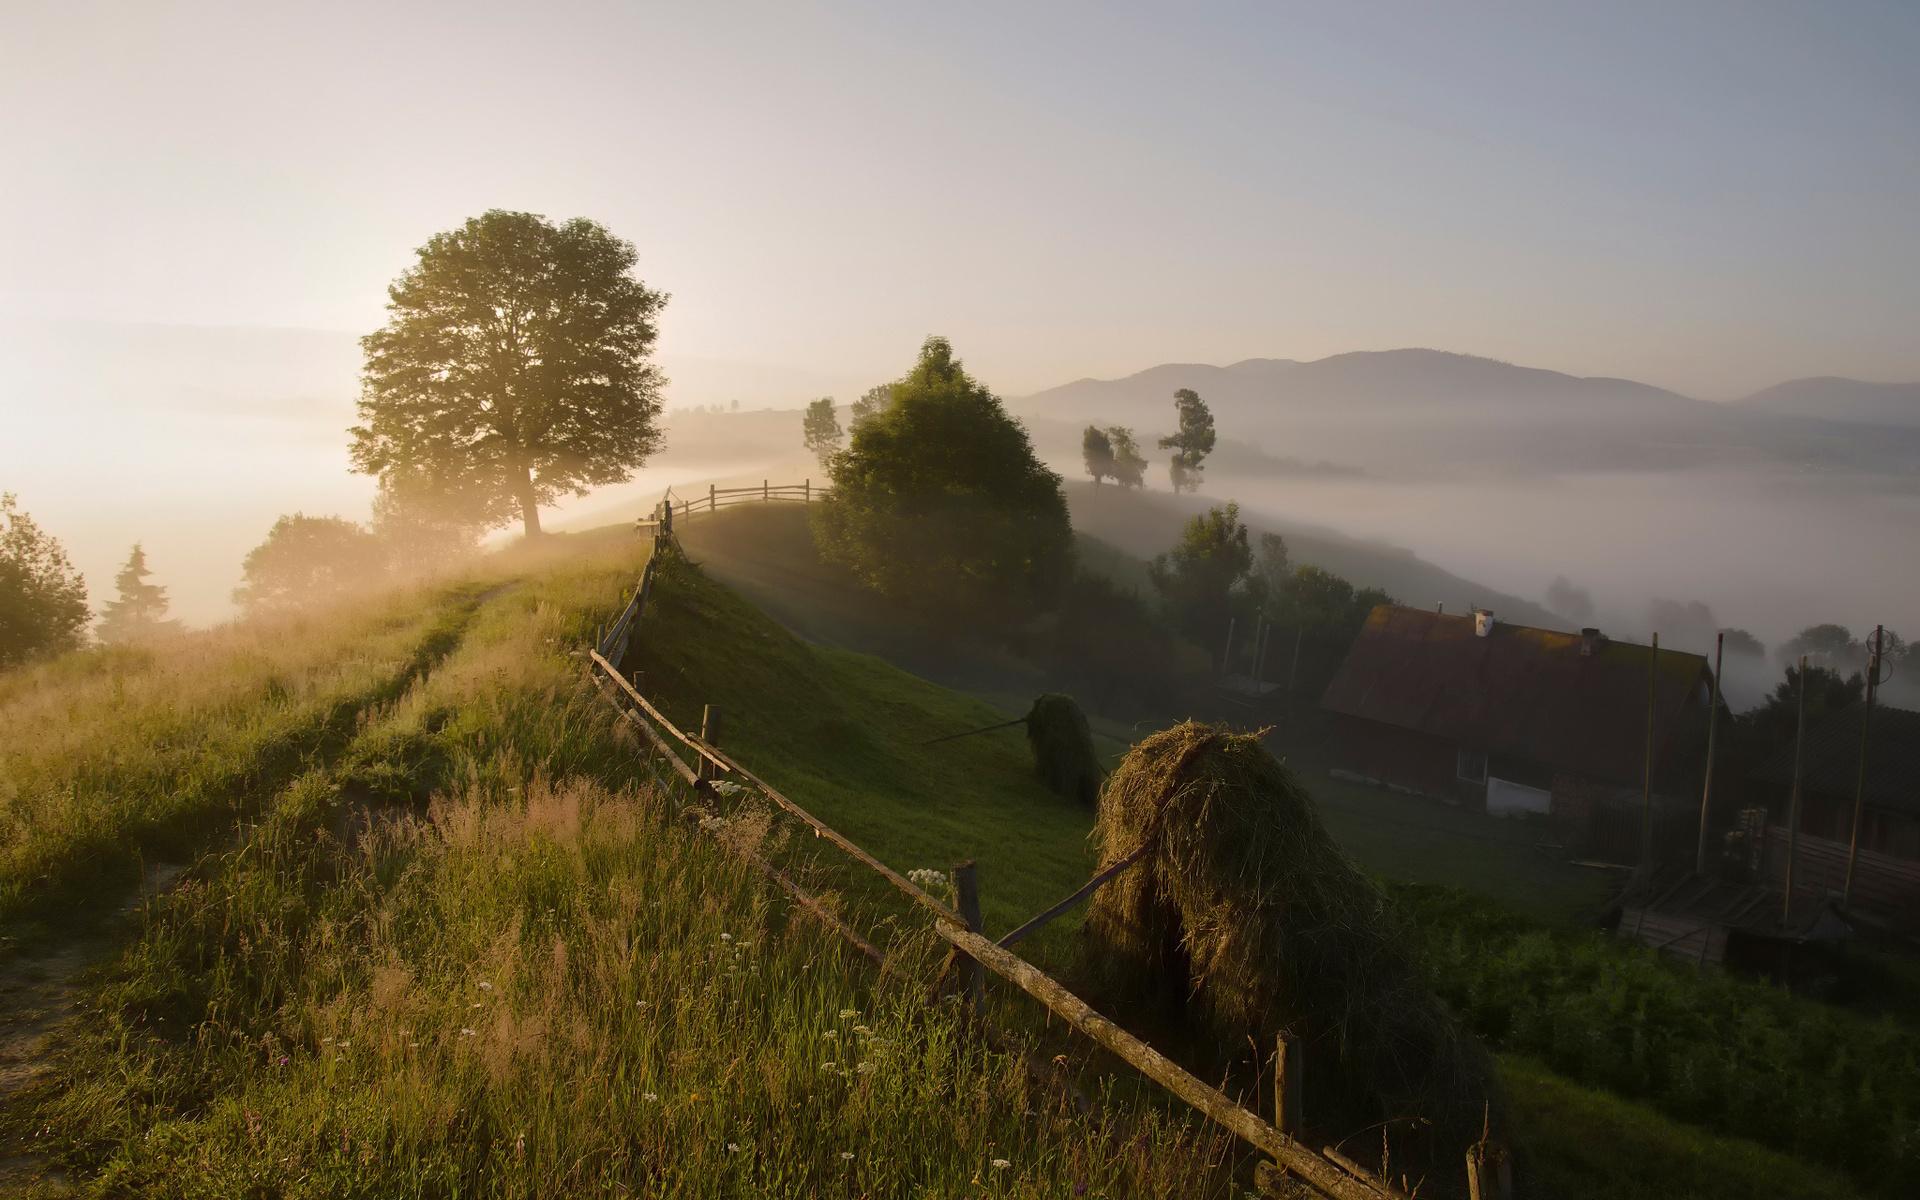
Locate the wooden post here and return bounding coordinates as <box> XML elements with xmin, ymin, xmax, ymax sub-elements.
<box><xmin>1696</xmin><ymin>631</ymin><xmax>1723</xmax><ymax>876</ymax></box>
<box><xmin>763</xmin><ymin>478</ymin><xmax>769</xmax><ymax>502</ymax></box>
<box><xmin>1784</xmin><ymin>655</ymin><xmax>1808</xmax><ymax>924</ymax></box>
<box><xmin>695</xmin><ymin>704</ymin><xmax>722</xmax><ymax>789</ymax></box>
<box><xmin>1637</xmin><ymin>632</ymin><xmax>1659</xmax><ymax>890</ymax></box>
<box><xmin>954</xmin><ymin>860</ymin><xmax>984</xmax><ymax>1009</ymax></box>
<box><xmin>1273</xmin><ymin>1030</ymin><xmax>1302</xmax><ymax>1137</ymax></box>
<box><xmin>709</xmin><ymin>482</ymin><xmax>716</xmax><ymax>513</ymax></box>
<box><xmin>1844</xmin><ymin>625</ymin><xmax>1883</xmax><ymax>905</ymax></box>
<box><xmin>1223</xmin><ymin>616</ymin><xmax>1237</xmax><ymax>676</ymax></box>
<box><xmin>804</xmin><ymin>478</ymin><xmax>811</xmax><ymax>503</ymax></box>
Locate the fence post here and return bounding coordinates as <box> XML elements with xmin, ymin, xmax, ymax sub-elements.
<box><xmin>804</xmin><ymin>478</ymin><xmax>810</xmax><ymax>503</ymax></box>
<box><xmin>1465</xmin><ymin>1142</ymin><xmax>1512</xmax><ymax>1200</ymax></box>
<box><xmin>710</xmin><ymin>482</ymin><xmax>716</xmax><ymax>514</ymax></box>
<box><xmin>695</xmin><ymin>704</ymin><xmax>722</xmax><ymax>789</ymax></box>
<box><xmin>763</xmin><ymin>478</ymin><xmax>770</xmax><ymax>502</ymax></box>
<box><xmin>954</xmin><ymin>860</ymin><xmax>984</xmax><ymax>1009</ymax></box>
<box><xmin>1273</xmin><ymin>1030</ymin><xmax>1302</xmax><ymax>1137</ymax></box>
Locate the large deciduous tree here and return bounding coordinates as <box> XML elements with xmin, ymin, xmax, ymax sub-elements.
<box><xmin>812</xmin><ymin>337</ymin><xmax>1072</xmax><ymax>629</ymax></box>
<box><xmin>351</xmin><ymin>210</ymin><xmax>669</xmax><ymax>538</ymax></box>
<box><xmin>0</xmin><ymin>493</ymin><xmax>89</xmax><ymax>668</ymax></box>
<box><xmin>1158</xmin><ymin>388</ymin><xmax>1215</xmax><ymax>494</ymax></box>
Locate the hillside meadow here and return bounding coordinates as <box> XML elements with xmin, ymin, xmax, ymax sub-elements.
<box><xmin>0</xmin><ymin>516</ymin><xmax>1890</xmax><ymax>1199</ymax></box>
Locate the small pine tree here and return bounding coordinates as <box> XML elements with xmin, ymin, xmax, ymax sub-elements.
<box><xmin>98</xmin><ymin>543</ymin><xmax>179</xmax><ymax>642</ymax></box>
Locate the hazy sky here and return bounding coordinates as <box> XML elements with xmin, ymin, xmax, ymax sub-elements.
<box><xmin>4</xmin><ymin>0</ymin><xmax>1917</xmax><ymax>398</ymax></box>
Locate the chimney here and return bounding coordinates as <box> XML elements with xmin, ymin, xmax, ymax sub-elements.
<box><xmin>1581</xmin><ymin>627</ymin><xmax>1604</xmax><ymax>657</ymax></box>
<box><xmin>1473</xmin><ymin>608</ymin><xmax>1494</xmax><ymax>638</ymax></box>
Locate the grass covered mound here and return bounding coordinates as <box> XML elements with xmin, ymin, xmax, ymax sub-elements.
<box><xmin>1087</xmin><ymin>722</ymin><xmax>1502</xmax><ymax>1183</ymax></box>
<box><xmin>1024</xmin><ymin>693</ymin><xmax>1101</xmax><ymax>807</ymax></box>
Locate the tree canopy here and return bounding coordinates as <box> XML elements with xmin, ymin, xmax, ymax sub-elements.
<box><xmin>849</xmin><ymin>384</ymin><xmax>893</xmax><ymax>428</ymax></box>
<box><xmin>802</xmin><ymin>397</ymin><xmax>844</xmax><ymax>467</ymax></box>
<box><xmin>1082</xmin><ymin>425</ymin><xmax>1115</xmax><ymax>485</ymax></box>
<box><xmin>234</xmin><ymin>514</ymin><xmax>387</xmax><ymax>614</ymax></box>
<box><xmin>1148</xmin><ymin>502</ymin><xmax>1253</xmax><ymax>648</ymax></box>
<box><xmin>98</xmin><ymin>543</ymin><xmax>180</xmax><ymax>643</ymax></box>
<box><xmin>1158</xmin><ymin>388</ymin><xmax>1216</xmax><ymax>494</ymax></box>
<box><xmin>351</xmin><ymin>209</ymin><xmax>669</xmax><ymax>537</ymax></box>
<box><xmin>0</xmin><ymin>493</ymin><xmax>89</xmax><ymax>668</ymax></box>
<box><xmin>812</xmin><ymin>337</ymin><xmax>1072</xmax><ymax>628</ymax></box>
<box><xmin>1107</xmin><ymin>426</ymin><xmax>1148</xmax><ymax>489</ymax></box>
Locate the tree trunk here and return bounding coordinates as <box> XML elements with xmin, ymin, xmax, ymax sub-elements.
<box><xmin>516</xmin><ymin>467</ymin><xmax>542</xmax><ymax>537</ymax></box>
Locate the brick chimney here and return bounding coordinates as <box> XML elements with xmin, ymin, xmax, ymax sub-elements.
<box><xmin>1473</xmin><ymin>609</ymin><xmax>1494</xmax><ymax>638</ymax></box>
<box><xmin>1581</xmin><ymin>627</ymin><xmax>1605</xmax><ymax>656</ymax></box>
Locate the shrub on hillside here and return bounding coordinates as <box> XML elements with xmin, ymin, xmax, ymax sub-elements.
<box><xmin>0</xmin><ymin>492</ymin><xmax>89</xmax><ymax>668</ymax></box>
<box><xmin>233</xmin><ymin>513</ymin><xmax>389</xmax><ymax>614</ymax></box>
<box><xmin>812</xmin><ymin>337</ymin><xmax>1072</xmax><ymax>631</ymax></box>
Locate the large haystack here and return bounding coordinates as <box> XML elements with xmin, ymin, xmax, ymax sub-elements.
<box><xmin>1025</xmin><ymin>693</ymin><xmax>1102</xmax><ymax>807</ymax></box>
<box><xmin>1088</xmin><ymin>722</ymin><xmax>1503</xmax><ymax>1178</ymax></box>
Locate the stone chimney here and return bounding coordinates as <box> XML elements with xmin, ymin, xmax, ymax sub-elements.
<box><xmin>1581</xmin><ymin>627</ymin><xmax>1605</xmax><ymax>656</ymax></box>
<box><xmin>1473</xmin><ymin>608</ymin><xmax>1494</xmax><ymax>638</ymax></box>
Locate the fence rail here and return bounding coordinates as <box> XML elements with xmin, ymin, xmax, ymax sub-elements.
<box><xmin>586</xmin><ymin>481</ymin><xmax>1491</xmax><ymax>1200</ymax></box>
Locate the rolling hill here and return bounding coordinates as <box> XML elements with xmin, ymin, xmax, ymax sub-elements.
<box><xmin>1739</xmin><ymin>377</ymin><xmax>1920</xmax><ymax>428</ymax></box>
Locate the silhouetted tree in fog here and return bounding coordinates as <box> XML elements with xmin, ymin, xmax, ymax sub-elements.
<box><xmin>1159</xmin><ymin>388</ymin><xmax>1216</xmax><ymax>494</ymax></box>
<box><xmin>352</xmin><ymin>210</ymin><xmax>668</xmax><ymax>537</ymax></box>
<box><xmin>1545</xmin><ymin>575</ymin><xmax>1594</xmax><ymax>625</ymax></box>
<box><xmin>98</xmin><ymin>544</ymin><xmax>180</xmax><ymax>642</ymax></box>
<box><xmin>802</xmin><ymin>397</ymin><xmax>844</xmax><ymax>468</ymax></box>
<box><xmin>1082</xmin><ymin>425</ymin><xmax>1115</xmax><ymax>485</ymax></box>
<box><xmin>234</xmin><ymin>514</ymin><xmax>386</xmax><ymax>614</ymax></box>
<box><xmin>1107</xmin><ymin>426</ymin><xmax>1148</xmax><ymax>489</ymax></box>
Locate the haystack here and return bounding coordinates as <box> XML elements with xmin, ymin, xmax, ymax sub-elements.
<box><xmin>1087</xmin><ymin>722</ymin><xmax>1504</xmax><ymax>1178</ymax></box>
<box><xmin>1024</xmin><ymin>693</ymin><xmax>1102</xmax><ymax>807</ymax></box>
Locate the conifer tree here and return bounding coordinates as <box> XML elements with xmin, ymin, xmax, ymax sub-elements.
<box><xmin>98</xmin><ymin>543</ymin><xmax>179</xmax><ymax>642</ymax></box>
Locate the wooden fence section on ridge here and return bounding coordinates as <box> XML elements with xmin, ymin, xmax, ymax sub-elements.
<box><xmin>587</xmin><ymin>482</ymin><xmax>1501</xmax><ymax>1200</ymax></box>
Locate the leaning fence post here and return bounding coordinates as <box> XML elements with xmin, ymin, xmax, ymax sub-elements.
<box><xmin>1273</xmin><ymin>1030</ymin><xmax>1302</xmax><ymax>1137</ymax></box>
<box><xmin>695</xmin><ymin>704</ymin><xmax>722</xmax><ymax>789</ymax></box>
<box><xmin>709</xmin><ymin>482</ymin><xmax>716</xmax><ymax>513</ymax></box>
<box><xmin>954</xmin><ymin>860</ymin><xmax>984</xmax><ymax>1009</ymax></box>
<box><xmin>804</xmin><ymin>478</ymin><xmax>811</xmax><ymax>503</ymax></box>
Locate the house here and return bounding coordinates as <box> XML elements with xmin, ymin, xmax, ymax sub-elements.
<box><xmin>1319</xmin><ymin>604</ymin><xmax>1716</xmax><ymax>861</ymax></box>
<box><xmin>1750</xmin><ymin>703</ymin><xmax>1920</xmax><ymax>928</ymax></box>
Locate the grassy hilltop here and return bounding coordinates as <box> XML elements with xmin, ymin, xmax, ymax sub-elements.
<box><xmin>0</xmin><ymin>515</ymin><xmax>1903</xmax><ymax>1199</ymax></box>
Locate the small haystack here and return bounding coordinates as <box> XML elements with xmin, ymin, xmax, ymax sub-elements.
<box><xmin>1088</xmin><ymin>722</ymin><xmax>1503</xmax><ymax>1179</ymax></box>
<box><xmin>1024</xmin><ymin>694</ymin><xmax>1102</xmax><ymax>807</ymax></box>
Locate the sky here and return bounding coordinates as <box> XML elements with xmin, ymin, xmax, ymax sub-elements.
<box><xmin>3</xmin><ymin>0</ymin><xmax>1918</xmax><ymax>400</ymax></box>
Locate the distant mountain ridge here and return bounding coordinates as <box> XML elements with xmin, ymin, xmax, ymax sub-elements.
<box><xmin>1737</xmin><ymin>376</ymin><xmax>1920</xmax><ymax>428</ymax></box>
<box><xmin>1013</xmin><ymin>348</ymin><xmax>1919</xmax><ymax>478</ymax></box>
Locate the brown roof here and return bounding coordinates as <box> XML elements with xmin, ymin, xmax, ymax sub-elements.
<box><xmin>1320</xmin><ymin>605</ymin><xmax>1712</xmax><ymax>786</ymax></box>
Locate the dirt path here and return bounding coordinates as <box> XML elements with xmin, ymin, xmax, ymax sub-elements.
<box><xmin>0</xmin><ymin>864</ymin><xmax>183</xmax><ymax>1193</ymax></box>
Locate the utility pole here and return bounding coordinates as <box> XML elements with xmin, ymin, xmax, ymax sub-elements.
<box><xmin>1783</xmin><ymin>655</ymin><xmax>1809</xmax><ymax>926</ymax></box>
<box><xmin>1843</xmin><ymin>626</ymin><xmax>1885</xmax><ymax>906</ymax></box>
<box><xmin>1695</xmin><ymin>632</ymin><xmax>1724</xmax><ymax>876</ymax></box>
<box><xmin>1638</xmin><ymin>633</ymin><xmax>1659</xmax><ymax>891</ymax></box>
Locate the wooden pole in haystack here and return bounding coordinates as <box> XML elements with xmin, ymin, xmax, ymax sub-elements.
<box><xmin>1844</xmin><ymin>625</ymin><xmax>1884</xmax><ymax>906</ymax></box>
<box><xmin>1273</xmin><ymin>1030</ymin><xmax>1303</xmax><ymax>1137</ymax></box>
<box><xmin>695</xmin><ymin>704</ymin><xmax>722</xmax><ymax>789</ymax></box>
<box><xmin>1696</xmin><ymin>631</ymin><xmax>1724</xmax><ymax>876</ymax></box>
<box><xmin>1784</xmin><ymin>655</ymin><xmax>1808</xmax><ymax>925</ymax></box>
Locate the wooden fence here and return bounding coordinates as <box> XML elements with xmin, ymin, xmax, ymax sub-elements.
<box><xmin>635</xmin><ymin>479</ymin><xmax>821</xmax><ymax>530</ymax></box>
<box><xmin>588</xmin><ymin>484</ymin><xmax>1507</xmax><ymax>1200</ymax></box>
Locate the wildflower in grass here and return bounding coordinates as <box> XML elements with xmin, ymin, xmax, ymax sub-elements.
<box><xmin>991</xmin><ymin>1158</ymin><xmax>1011</xmax><ymax>1170</ymax></box>
<box><xmin>839</xmin><ymin>1151</ymin><xmax>855</xmax><ymax>1161</ymax></box>
<box><xmin>643</xmin><ymin>1092</ymin><xmax>659</xmax><ymax>1102</ymax></box>
<box><xmin>478</xmin><ymin>980</ymin><xmax>493</xmax><ymax>991</ymax></box>
<box><xmin>838</xmin><ymin>1009</ymin><xmax>857</xmax><ymax>1020</ymax></box>
<box><xmin>851</xmin><ymin>1024</ymin><xmax>871</xmax><ymax>1037</ymax></box>
<box><xmin>822</xmin><ymin>1030</ymin><xmax>837</xmax><ymax>1040</ymax></box>
<box><xmin>727</xmin><ymin>1142</ymin><xmax>741</xmax><ymax>1153</ymax></box>
<box><xmin>459</xmin><ymin>1028</ymin><xmax>476</xmax><ymax>1037</ymax></box>
<box><xmin>720</xmin><ymin>933</ymin><xmax>732</xmax><ymax>941</ymax></box>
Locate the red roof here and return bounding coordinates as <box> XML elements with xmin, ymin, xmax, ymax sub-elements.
<box><xmin>1320</xmin><ymin>605</ymin><xmax>1713</xmax><ymax>786</ymax></box>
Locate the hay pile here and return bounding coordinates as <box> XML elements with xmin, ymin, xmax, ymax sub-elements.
<box><xmin>1024</xmin><ymin>693</ymin><xmax>1102</xmax><ymax>807</ymax></box>
<box><xmin>1088</xmin><ymin>722</ymin><xmax>1503</xmax><ymax>1179</ymax></box>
